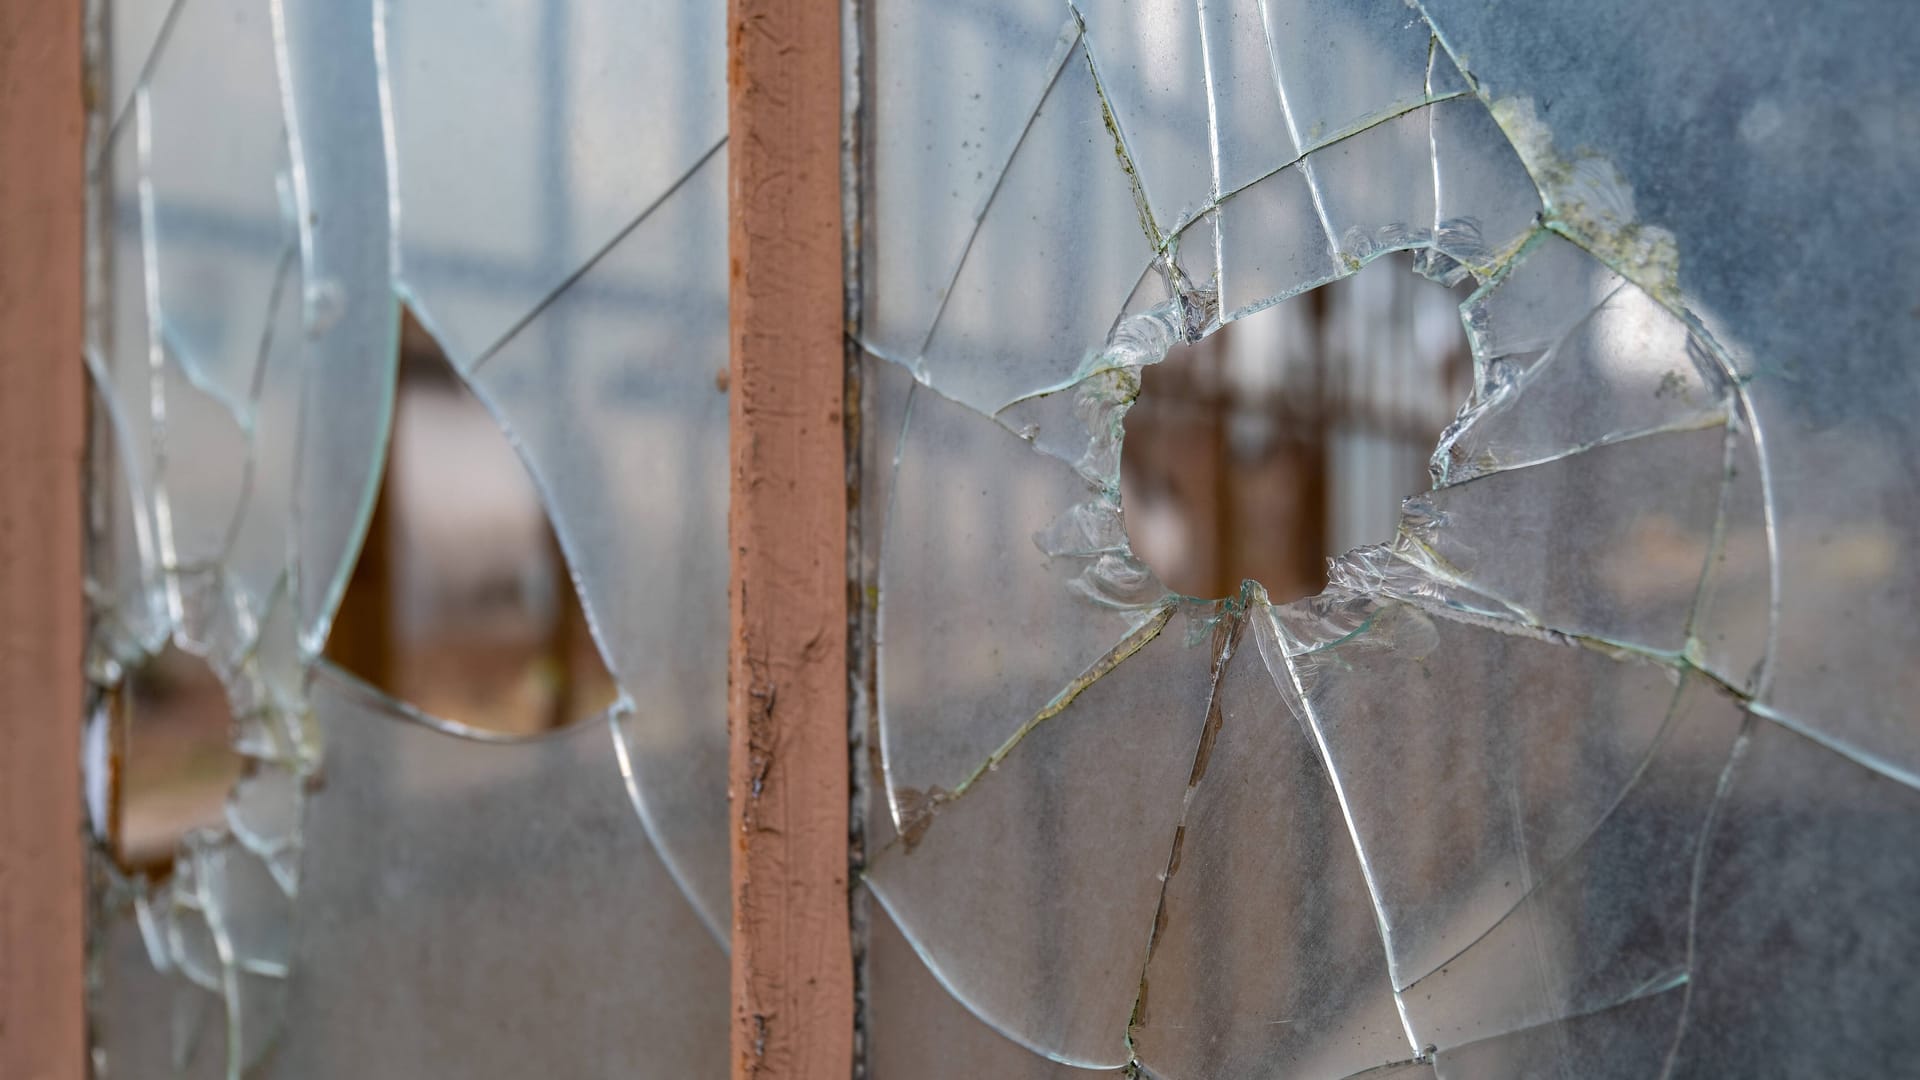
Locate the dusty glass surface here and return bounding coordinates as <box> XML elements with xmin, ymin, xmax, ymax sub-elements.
<box><xmin>856</xmin><ymin>0</ymin><xmax>1919</xmax><ymax>1076</ymax></box>
<box><xmin>83</xmin><ymin>1</ymin><xmax>730</xmax><ymax>1075</ymax></box>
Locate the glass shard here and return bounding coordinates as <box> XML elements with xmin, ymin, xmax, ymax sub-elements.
<box><xmin>868</xmin><ymin>620</ymin><xmax>1222</xmax><ymax>1067</ymax></box>
<box><xmin>1428</xmin><ymin>97</ymin><xmax>1538</xmax><ymax>272</ymax></box>
<box><xmin>1199</xmin><ymin>0</ymin><xmax>1302</xmax><ymax>195</ymax></box>
<box><xmin>1306</xmin><ymin>107</ymin><xmax>1436</xmax><ymax>265</ymax></box>
<box><xmin>84</xmin><ymin>0</ymin><xmax>735</xmax><ymax>1071</ymax></box>
<box><xmin>1434</xmin><ymin>279</ymin><xmax>1729</xmax><ymax>482</ymax></box>
<box><xmin>878</xmin><ymin>380</ymin><xmax>1164</xmax><ymax>818</ymax></box>
<box><xmin>1404</xmin><ymin>426</ymin><xmax>1729</xmax><ymax>652</ymax></box>
<box><xmin>383</xmin><ymin>0</ymin><xmax>724</xmax><ymax>365</ymax></box>
<box><xmin>854</xmin><ymin>0</ymin><xmax>1915</xmax><ymax>1071</ymax></box>
<box><xmin>1077</xmin><ymin>0</ymin><xmax>1214</xmax><ymax>235</ymax></box>
<box><xmin>865</xmin><ymin>903</ymin><xmax>1120</xmax><ymax>1078</ymax></box>
<box><xmin>918</xmin><ymin>41</ymin><xmax>1159</xmax><ymax>415</ymax></box>
<box><xmin>258</xmin><ymin>669</ymin><xmax>729</xmax><ymax>1075</ymax></box>
<box><xmin>142</xmin><ymin>0</ymin><xmax>289</xmax><ymax>414</ymax></box>
<box><xmin>1260</xmin><ymin>0</ymin><xmax>1432</xmax><ymax>147</ymax></box>
<box><xmin>277</xmin><ymin>0</ymin><xmax>401</xmax><ymax>650</ymax></box>
<box><xmin>1133</xmin><ymin>642</ymin><xmax>1411</xmax><ymax>1078</ymax></box>
<box><xmin>472</xmin><ymin>145</ymin><xmax>731</xmax><ymax>934</ymax></box>
<box><xmin>1458</xmin><ymin>232</ymin><xmax>1624</xmax><ymax>368</ymax></box>
<box><xmin>860</xmin><ymin>0</ymin><xmax>1078</xmax><ymax>363</ymax></box>
<box><xmin>152</xmin><ymin>352</ymin><xmax>250</xmax><ymax>584</ymax></box>
<box><xmin>1263</xmin><ymin>597</ymin><xmax>1684</xmax><ymax>990</ymax></box>
<box><xmin>1215</xmin><ymin>162</ymin><xmax>1338</xmax><ymax>320</ymax></box>
<box><xmin>1398</xmin><ymin>675</ymin><xmax>1742</xmax><ymax>1052</ymax></box>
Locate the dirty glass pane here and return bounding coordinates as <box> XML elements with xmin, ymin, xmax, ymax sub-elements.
<box><xmin>83</xmin><ymin>1</ymin><xmax>729</xmax><ymax>1074</ymax></box>
<box><xmin>248</xmin><ymin>668</ymin><xmax>727</xmax><ymax>1075</ymax></box>
<box><xmin>855</xmin><ymin>0</ymin><xmax>1920</xmax><ymax>1075</ymax></box>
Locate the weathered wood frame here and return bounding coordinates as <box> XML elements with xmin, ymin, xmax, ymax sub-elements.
<box><xmin>726</xmin><ymin>1</ymin><xmax>854</xmax><ymax>1078</ymax></box>
<box><xmin>0</xmin><ymin>0</ymin><xmax>88</xmax><ymax>1077</ymax></box>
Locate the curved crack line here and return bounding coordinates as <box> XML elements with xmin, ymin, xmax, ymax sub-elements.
<box><xmin>1329</xmin><ymin>1059</ymin><xmax>1438</xmax><ymax>1080</ymax></box>
<box><xmin>311</xmin><ymin>659</ymin><xmax>591</xmax><ymax>746</ymax></box>
<box><xmin>1432</xmin><ymin>402</ymin><xmax>1734</xmax><ymax>488</ymax></box>
<box><xmin>1431</xmin><ymin>978</ymin><xmax>1692</xmax><ymax>1069</ymax></box>
<box><xmin>1344</xmin><ymin>568</ymin><xmax>1759</xmax><ymax>714</ymax></box>
<box><xmin>610</xmin><ymin>703</ymin><xmax>730</xmax><ymax>950</ymax></box>
<box><xmin>93</xmin><ymin>0</ymin><xmax>191</xmax><ymax>157</ymax></box>
<box><xmin>959</xmin><ymin>600</ymin><xmax>1175</xmax><ymax>793</ymax></box>
<box><xmin>1655</xmin><ymin>709</ymin><xmax>1755</xmax><ymax>1079</ymax></box>
<box><xmin>1391</xmin><ymin>675</ymin><xmax>1698</xmax><ymax>994</ymax></box>
<box><xmin>989</xmin><ymin>290</ymin><xmax>1176</xmax><ymax>420</ymax></box>
<box><xmin>1679</xmin><ymin>322</ymin><xmax>1780</xmax><ymax>703</ymax></box>
<box><xmin>449</xmin><ymin>351</ymin><xmax>734</xmax><ymax>944</ymax></box>
<box><xmin>1677</xmin><ymin>413</ymin><xmax>1753</xmax><ymax>684</ymax></box>
<box><xmin>860</xmin><ymin>885</ymin><xmax>1131</xmax><ymax>1073</ymax></box>
<box><xmin>872</xmin><ymin>602</ymin><xmax>1176</xmax><ymax>857</ymax></box>
<box><xmin>907</xmin><ymin>20</ymin><xmax>1085</xmax><ymax>370</ymax></box>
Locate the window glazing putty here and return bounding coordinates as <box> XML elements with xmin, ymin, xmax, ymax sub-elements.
<box><xmin>84</xmin><ymin>0</ymin><xmax>728</xmax><ymax>1075</ymax></box>
<box><xmin>855</xmin><ymin>0</ymin><xmax>1919</xmax><ymax>1076</ymax></box>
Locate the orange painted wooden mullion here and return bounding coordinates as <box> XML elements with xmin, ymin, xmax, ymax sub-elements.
<box><xmin>726</xmin><ymin>1</ymin><xmax>854</xmax><ymax>1077</ymax></box>
<box><xmin>0</xmin><ymin>0</ymin><xmax>88</xmax><ymax>1075</ymax></box>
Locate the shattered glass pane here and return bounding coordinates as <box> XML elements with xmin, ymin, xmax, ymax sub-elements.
<box><xmin>84</xmin><ymin>1</ymin><xmax>729</xmax><ymax>1074</ymax></box>
<box><xmin>856</xmin><ymin>0</ymin><xmax>1919</xmax><ymax>1075</ymax></box>
<box><xmin>83</xmin><ymin>0</ymin><xmax>1920</xmax><ymax>1071</ymax></box>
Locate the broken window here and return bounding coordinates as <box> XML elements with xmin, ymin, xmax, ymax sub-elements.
<box><xmin>84</xmin><ymin>0</ymin><xmax>729</xmax><ymax>1075</ymax></box>
<box><xmin>74</xmin><ymin>0</ymin><xmax>1919</xmax><ymax>1075</ymax></box>
<box><xmin>854</xmin><ymin>0</ymin><xmax>1916</xmax><ymax>1076</ymax></box>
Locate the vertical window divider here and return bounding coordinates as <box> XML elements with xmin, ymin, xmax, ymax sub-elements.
<box><xmin>727</xmin><ymin>1</ymin><xmax>856</xmax><ymax>1076</ymax></box>
<box><xmin>0</xmin><ymin>2</ymin><xmax>88</xmax><ymax>1077</ymax></box>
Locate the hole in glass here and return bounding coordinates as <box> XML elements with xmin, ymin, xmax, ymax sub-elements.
<box><xmin>324</xmin><ymin>309</ymin><xmax>620</xmax><ymax>733</ymax></box>
<box><xmin>1121</xmin><ymin>252</ymin><xmax>1475</xmax><ymax>600</ymax></box>
<box><xmin>108</xmin><ymin>643</ymin><xmax>245</xmax><ymax>873</ymax></box>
